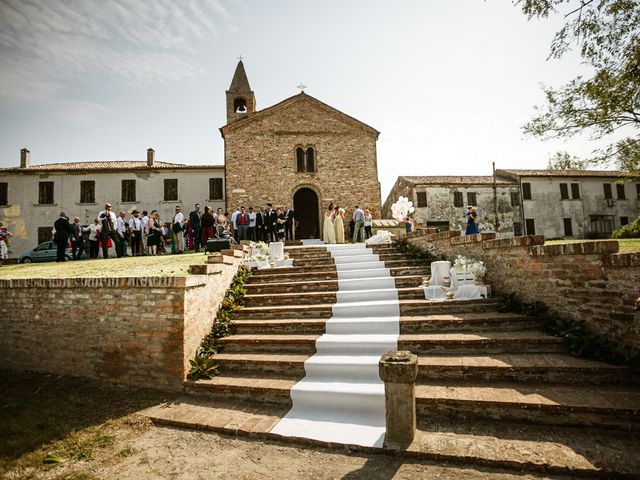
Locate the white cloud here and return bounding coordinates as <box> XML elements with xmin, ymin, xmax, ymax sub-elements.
<box><xmin>0</xmin><ymin>0</ymin><xmax>236</xmax><ymax>102</ymax></box>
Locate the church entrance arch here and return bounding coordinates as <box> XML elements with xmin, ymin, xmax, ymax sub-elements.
<box><xmin>293</xmin><ymin>187</ymin><xmax>320</xmax><ymax>239</ymax></box>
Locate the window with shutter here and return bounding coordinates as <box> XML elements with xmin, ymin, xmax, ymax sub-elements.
<box><xmin>510</xmin><ymin>191</ymin><xmax>520</xmax><ymax>206</ymax></box>
<box><xmin>416</xmin><ymin>192</ymin><xmax>427</xmax><ymax>208</ymax></box>
<box><xmin>563</xmin><ymin>218</ymin><xmax>573</xmax><ymax>236</ymax></box>
<box><xmin>80</xmin><ymin>181</ymin><xmax>95</xmax><ymax>204</ymax></box>
<box><xmin>559</xmin><ymin>183</ymin><xmax>569</xmax><ymax>199</ymax></box>
<box><xmin>121</xmin><ymin>179</ymin><xmax>136</xmax><ymax>202</ymax></box>
<box><xmin>164</xmin><ymin>179</ymin><xmax>178</xmax><ymax>201</ymax></box>
<box><xmin>209</xmin><ymin>178</ymin><xmax>223</xmax><ymax>200</ymax></box>
<box><xmin>571</xmin><ymin>183</ymin><xmax>580</xmax><ymax>199</ymax></box>
<box><xmin>603</xmin><ymin>183</ymin><xmax>613</xmax><ymax>199</ymax></box>
<box><xmin>522</xmin><ymin>182</ymin><xmax>532</xmax><ymax>200</ymax></box>
<box><xmin>38</xmin><ymin>182</ymin><xmax>54</xmax><ymax>204</ymax></box>
<box><xmin>453</xmin><ymin>191</ymin><xmax>463</xmax><ymax>207</ymax></box>
<box><xmin>616</xmin><ymin>183</ymin><xmax>626</xmax><ymax>200</ymax></box>
<box><xmin>467</xmin><ymin>192</ymin><xmax>477</xmax><ymax>206</ymax></box>
<box><xmin>0</xmin><ymin>182</ymin><xmax>7</xmax><ymax>206</ymax></box>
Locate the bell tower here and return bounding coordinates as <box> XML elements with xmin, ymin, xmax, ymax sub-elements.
<box><xmin>226</xmin><ymin>59</ymin><xmax>256</xmax><ymax>123</ymax></box>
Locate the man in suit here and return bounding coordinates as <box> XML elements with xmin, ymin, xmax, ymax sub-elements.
<box><xmin>234</xmin><ymin>206</ymin><xmax>250</xmax><ymax>241</ymax></box>
<box><xmin>71</xmin><ymin>216</ymin><xmax>86</xmax><ymax>260</ymax></box>
<box><xmin>284</xmin><ymin>205</ymin><xmax>295</xmax><ymax>241</ymax></box>
<box><xmin>189</xmin><ymin>204</ymin><xmax>202</xmax><ymax>252</ymax></box>
<box><xmin>265</xmin><ymin>203</ymin><xmax>278</xmax><ymax>243</ymax></box>
<box><xmin>255</xmin><ymin>206</ymin><xmax>265</xmax><ymax>242</ymax></box>
<box><xmin>53</xmin><ymin>212</ymin><xmax>74</xmax><ymax>262</ymax></box>
<box><xmin>98</xmin><ymin>203</ymin><xmax>120</xmax><ymax>258</ymax></box>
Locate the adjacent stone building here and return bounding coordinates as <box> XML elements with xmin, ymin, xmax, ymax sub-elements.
<box><xmin>221</xmin><ymin>61</ymin><xmax>382</xmax><ymax>239</ymax></box>
<box><xmin>0</xmin><ymin>148</ymin><xmax>225</xmax><ymax>258</ymax></box>
<box><xmin>382</xmin><ymin>175</ymin><xmax>522</xmax><ymax>236</ymax></box>
<box><xmin>384</xmin><ymin>170</ymin><xmax>640</xmax><ymax>239</ymax></box>
<box><xmin>496</xmin><ymin>169</ymin><xmax>640</xmax><ymax>239</ymax></box>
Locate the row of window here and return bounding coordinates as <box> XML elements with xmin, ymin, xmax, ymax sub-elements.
<box><xmin>415</xmin><ymin>191</ymin><xmax>520</xmax><ymax>209</ymax></box>
<box><xmin>521</xmin><ymin>182</ymin><xmax>640</xmax><ymax>201</ymax></box>
<box><xmin>0</xmin><ymin>179</ymin><xmax>224</xmax><ymax>206</ymax></box>
<box><xmin>524</xmin><ymin>215</ymin><xmax>629</xmax><ymax>237</ymax></box>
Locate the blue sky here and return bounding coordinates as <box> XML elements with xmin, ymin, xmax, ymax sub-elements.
<box><xmin>0</xmin><ymin>0</ymin><xmax>607</xmax><ymax>199</ymax></box>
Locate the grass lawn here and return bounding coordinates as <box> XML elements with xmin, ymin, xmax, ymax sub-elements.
<box><xmin>0</xmin><ymin>252</ymin><xmax>209</xmax><ymax>279</ymax></box>
<box><xmin>544</xmin><ymin>238</ymin><xmax>640</xmax><ymax>253</ymax></box>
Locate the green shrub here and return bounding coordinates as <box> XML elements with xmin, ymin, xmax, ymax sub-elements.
<box><xmin>187</xmin><ymin>264</ymin><xmax>252</xmax><ymax>379</ymax></box>
<box><xmin>393</xmin><ymin>237</ymin><xmax>440</xmax><ymax>263</ymax></box>
<box><xmin>187</xmin><ymin>354</ymin><xmax>219</xmax><ymax>380</ymax></box>
<box><xmin>612</xmin><ymin>215</ymin><xmax>640</xmax><ymax>239</ymax></box>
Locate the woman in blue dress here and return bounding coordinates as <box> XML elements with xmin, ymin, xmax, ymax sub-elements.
<box><xmin>465</xmin><ymin>206</ymin><xmax>479</xmax><ymax>235</ymax></box>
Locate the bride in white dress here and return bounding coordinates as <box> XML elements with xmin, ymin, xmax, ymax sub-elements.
<box><xmin>322</xmin><ymin>204</ymin><xmax>336</xmax><ymax>244</ymax></box>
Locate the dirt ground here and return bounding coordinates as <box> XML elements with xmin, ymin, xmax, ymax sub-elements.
<box><xmin>0</xmin><ymin>372</ymin><xmax>565</xmax><ymax>480</ymax></box>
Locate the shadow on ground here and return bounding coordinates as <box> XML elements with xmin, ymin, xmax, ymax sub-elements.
<box><xmin>0</xmin><ymin>370</ymin><xmax>172</xmax><ymax>463</ymax></box>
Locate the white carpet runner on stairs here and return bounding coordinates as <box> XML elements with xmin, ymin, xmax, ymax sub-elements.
<box><xmin>270</xmin><ymin>243</ymin><xmax>399</xmax><ymax>447</ymax></box>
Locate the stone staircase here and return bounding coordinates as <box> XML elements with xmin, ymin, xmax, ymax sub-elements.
<box><xmin>144</xmin><ymin>243</ymin><xmax>640</xmax><ymax>477</ymax></box>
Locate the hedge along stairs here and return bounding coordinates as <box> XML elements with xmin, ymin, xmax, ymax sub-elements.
<box><xmin>144</xmin><ymin>243</ymin><xmax>640</xmax><ymax>478</ymax></box>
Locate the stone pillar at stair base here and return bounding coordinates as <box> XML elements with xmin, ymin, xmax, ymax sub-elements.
<box><xmin>379</xmin><ymin>350</ymin><xmax>419</xmax><ymax>449</ymax></box>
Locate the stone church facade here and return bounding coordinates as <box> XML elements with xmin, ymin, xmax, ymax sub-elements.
<box><xmin>221</xmin><ymin>61</ymin><xmax>382</xmax><ymax>239</ymax></box>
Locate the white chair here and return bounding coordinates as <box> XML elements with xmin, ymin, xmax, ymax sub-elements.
<box><xmin>268</xmin><ymin>242</ymin><xmax>284</xmax><ymax>261</ymax></box>
<box><xmin>450</xmin><ymin>269</ymin><xmax>475</xmax><ymax>290</ymax></box>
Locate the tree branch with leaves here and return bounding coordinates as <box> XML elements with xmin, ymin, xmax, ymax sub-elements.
<box><xmin>517</xmin><ymin>0</ymin><xmax>640</xmax><ymax>174</ymax></box>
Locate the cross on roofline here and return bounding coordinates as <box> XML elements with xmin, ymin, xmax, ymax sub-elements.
<box><xmin>238</xmin><ymin>55</ymin><xmax>243</xmax><ymax>61</ymax></box>
<box><xmin>297</xmin><ymin>83</ymin><xmax>307</xmax><ymax>91</ymax></box>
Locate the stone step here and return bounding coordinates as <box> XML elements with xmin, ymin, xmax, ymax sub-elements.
<box><xmin>286</xmin><ymin>247</ymin><xmax>399</xmax><ymax>260</ymax></box>
<box><xmin>246</xmin><ymin>265</ymin><xmax>430</xmax><ymax>284</ymax></box>
<box><xmin>291</xmin><ymin>252</ymin><xmax>407</xmax><ymax>266</ymax></box>
<box><xmin>211</xmin><ymin>352</ymin><xmax>635</xmax><ymax>385</ymax></box>
<box><xmin>232</xmin><ymin>312</ymin><xmax>544</xmax><ymax>335</ymax></box>
<box><xmin>283</xmin><ymin>245</ymin><xmax>397</xmax><ymax>256</ymax></box>
<box><xmin>243</xmin><ymin>286</ymin><xmax>428</xmax><ymax>307</ymax></box>
<box><xmin>244</xmin><ymin>275</ymin><xmax>425</xmax><ymax>295</ymax></box>
<box><xmin>183</xmin><ymin>375</ymin><xmax>640</xmax><ymax>430</ymax></box>
<box><xmin>414</xmin><ymin>381</ymin><xmax>640</xmax><ymax>430</ymax></box>
<box><xmin>216</xmin><ymin>330</ymin><xmax>566</xmax><ymax>355</ymax></box>
<box><xmin>249</xmin><ymin>259</ymin><xmax>428</xmax><ymax>277</ymax></box>
<box><xmin>144</xmin><ymin>396</ymin><xmax>640</xmax><ymax>478</ymax></box>
<box><xmin>233</xmin><ymin>299</ymin><xmax>498</xmax><ymax>320</ymax></box>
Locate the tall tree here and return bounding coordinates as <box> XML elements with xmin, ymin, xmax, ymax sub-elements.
<box><xmin>547</xmin><ymin>151</ymin><xmax>588</xmax><ymax>169</ymax></box>
<box><xmin>518</xmin><ymin>0</ymin><xmax>640</xmax><ymax>174</ymax></box>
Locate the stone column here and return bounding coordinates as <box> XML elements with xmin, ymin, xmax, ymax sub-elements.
<box><xmin>379</xmin><ymin>350</ymin><xmax>419</xmax><ymax>449</ymax></box>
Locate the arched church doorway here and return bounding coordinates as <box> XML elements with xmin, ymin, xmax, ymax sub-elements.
<box><xmin>293</xmin><ymin>188</ymin><xmax>320</xmax><ymax>239</ymax></box>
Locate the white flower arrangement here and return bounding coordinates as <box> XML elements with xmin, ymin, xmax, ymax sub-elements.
<box><xmin>253</xmin><ymin>253</ymin><xmax>268</xmax><ymax>262</ymax></box>
<box><xmin>254</xmin><ymin>241</ymin><xmax>269</xmax><ymax>254</ymax></box>
<box><xmin>453</xmin><ymin>255</ymin><xmax>486</xmax><ymax>278</ymax></box>
<box><xmin>390</xmin><ymin>196</ymin><xmax>415</xmax><ymax>222</ymax></box>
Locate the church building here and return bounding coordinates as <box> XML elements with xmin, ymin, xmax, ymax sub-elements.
<box><xmin>221</xmin><ymin>61</ymin><xmax>383</xmax><ymax>239</ymax></box>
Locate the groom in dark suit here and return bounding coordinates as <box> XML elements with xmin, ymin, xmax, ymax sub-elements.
<box><xmin>53</xmin><ymin>212</ymin><xmax>74</xmax><ymax>262</ymax></box>
<box><xmin>255</xmin><ymin>207</ymin><xmax>265</xmax><ymax>242</ymax></box>
<box><xmin>265</xmin><ymin>203</ymin><xmax>278</xmax><ymax>243</ymax></box>
<box><xmin>284</xmin><ymin>206</ymin><xmax>295</xmax><ymax>241</ymax></box>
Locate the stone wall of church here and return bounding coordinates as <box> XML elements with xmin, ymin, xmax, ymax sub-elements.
<box><xmin>406</xmin><ymin>230</ymin><xmax>640</xmax><ymax>356</ymax></box>
<box><xmin>224</xmin><ymin>96</ymin><xmax>382</xmax><ymax>231</ymax></box>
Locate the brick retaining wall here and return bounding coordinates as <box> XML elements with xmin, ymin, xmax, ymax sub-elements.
<box><xmin>0</xmin><ymin>258</ymin><xmax>242</xmax><ymax>390</ymax></box>
<box><xmin>407</xmin><ymin>231</ymin><xmax>640</xmax><ymax>350</ymax></box>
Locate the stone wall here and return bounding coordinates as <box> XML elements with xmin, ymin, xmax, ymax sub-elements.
<box><xmin>0</xmin><ymin>258</ymin><xmax>242</xmax><ymax>390</ymax></box>
<box><xmin>406</xmin><ymin>230</ymin><xmax>640</xmax><ymax>349</ymax></box>
<box><xmin>223</xmin><ymin>93</ymin><xmax>382</xmax><ymax>225</ymax></box>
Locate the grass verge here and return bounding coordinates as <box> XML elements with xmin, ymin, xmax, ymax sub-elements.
<box><xmin>0</xmin><ymin>252</ymin><xmax>208</xmax><ymax>279</ymax></box>
<box><xmin>544</xmin><ymin>238</ymin><xmax>640</xmax><ymax>253</ymax></box>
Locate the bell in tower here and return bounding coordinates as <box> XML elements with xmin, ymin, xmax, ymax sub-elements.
<box><xmin>226</xmin><ymin>59</ymin><xmax>256</xmax><ymax>123</ymax></box>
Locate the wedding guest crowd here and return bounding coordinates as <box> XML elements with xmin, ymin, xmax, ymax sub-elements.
<box><xmin>44</xmin><ymin>201</ymin><xmax>303</xmax><ymax>261</ymax></box>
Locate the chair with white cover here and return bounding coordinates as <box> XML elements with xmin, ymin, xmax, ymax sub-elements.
<box><xmin>268</xmin><ymin>242</ymin><xmax>284</xmax><ymax>261</ymax></box>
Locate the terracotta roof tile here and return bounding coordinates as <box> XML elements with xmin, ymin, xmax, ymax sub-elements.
<box><xmin>399</xmin><ymin>176</ymin><xmax>516</xmax><ymax>186</ymax></box>
<box><xmin>0</xmin><ymin>161</ymin><xmax>224</xmax><ymax>173</ymax></box>
<box><xmin>496</xmin><ymin>169</ymin><xmax>635</xmax><ymax>178</ymax></box>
